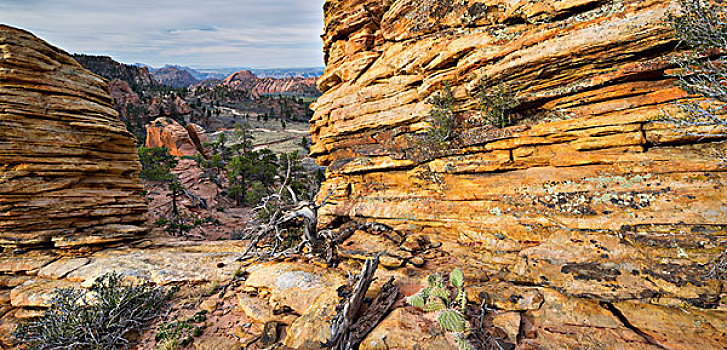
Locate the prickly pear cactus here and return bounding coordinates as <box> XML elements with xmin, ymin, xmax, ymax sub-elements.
<box><xmin>406</xmin><ymin>269</ymin><xmax>475</xmax><ymax>350</ymax></box>
<box><xmin>438</xmin><ymin>309</ymin><xmax>468</xmax><ymax>332</ymax></box>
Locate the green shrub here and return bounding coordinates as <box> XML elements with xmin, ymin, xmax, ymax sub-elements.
<box><xmin>424</xmin><ymin>83</ymin><xmax>457</xmax><ymax>145</ymax></box>
<box><xmin>12</xmin><ymin>273</ymin><xmax>174</xmax><ymax>350</ymax></box>
<box><xmin>667</xmin><ymin>0</ymin><xmax>727</xmax><ymax>279</ymax></box>
<box><xmin>475</xmin><ymin>82</ymin><xmax>521</xmax><ymax>128</ymax></box>
<box><xmin>154</xmin><ymin>311</ymin><xmax>207</xmax><ymax>350</ymax></box>
<box><xmin>666</xmin><ymin>0</ymin><xmax>726</xmax><ymax>130</ymax></box>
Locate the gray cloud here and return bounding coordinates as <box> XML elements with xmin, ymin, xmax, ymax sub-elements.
<box><xmin>1</xmin><ymin>0</ymin><xmax>326</xmax><ymax>68</ymax></box>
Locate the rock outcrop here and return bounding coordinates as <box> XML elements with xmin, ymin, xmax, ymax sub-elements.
<box><xmin>152</xmin><ymin>66</ymin><xmax>199</xmax><ymax>88</ymax></box>
<box><xmin>108</xmin><ymin>79</ymin><xmax>143</xmax><ymax>122</ymax></box>
<box><xmin>0</xmin><ymin>25</ymin><xmax>148</xmax><ymax>248</ymax></box>
<box><xmin>223</xmin><ymin>70</ymin><xmax>320</xmax><ymax>96</ymax></box>
<box><xmin>312</xmin><ymin>1</ymin><xmax>727</xmax><ymax>349</ymax></box>
<box><xmin>145</xmin><ymin>117</ymin><xmax>209</xmax><ymax>158</ymax></box>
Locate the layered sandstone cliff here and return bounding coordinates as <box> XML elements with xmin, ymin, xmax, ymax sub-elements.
<box><xmin>312</xmin><ymin>1</ymin><xmax>727</xmax><ymax>349</ymax></box>
<box><xmin>223</xmin><ymin>70</ymin><xmax>320</xmax><ymax>96</ymax></box>
<box><xmin>0</xmin><ymin>25</ymin><xmax>147</xmax><ymax>248</ymax></box>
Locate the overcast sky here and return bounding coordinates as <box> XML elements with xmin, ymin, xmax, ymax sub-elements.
<box><xmin>1</xmin><ymin>0</ymin><xmax>326</xmax><ymax>69</ymax></box>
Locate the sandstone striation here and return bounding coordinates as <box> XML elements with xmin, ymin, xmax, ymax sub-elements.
<box><xmin>223</xmin><ymin>70</ymin><xmax>320</xmax><ymax>96</ymax></box>
<box><xmin>312</xmin><ymin>1</ymin><xmax>727</xmax><ymax>349</ymax></box>
<box><xmin>0</xmin><ymin>25</ymin><xmax>148</xmax><ymax>248</ymax></box>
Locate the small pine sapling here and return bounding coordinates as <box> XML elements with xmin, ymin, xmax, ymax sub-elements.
<box><xmin>424</xmin><ymin>83</ymin><xmax>457</xmax><ymax>145</ymax></box>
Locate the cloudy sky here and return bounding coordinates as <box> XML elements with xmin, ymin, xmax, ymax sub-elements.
<box><xmin>1</xmin><ymin>0</ymin><xmax>326</xmax><ymax>68</ymax></box>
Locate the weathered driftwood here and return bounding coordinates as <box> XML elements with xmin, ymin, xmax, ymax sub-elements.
<box><xmin>324</xmin><ymin>256</ymin><xmax>400</xmax><ymax>350</ymax></box>
<box><xmin>237</xmin><ymin>179</ymin><xmax>343</xmax><ymax>263</ymax></box>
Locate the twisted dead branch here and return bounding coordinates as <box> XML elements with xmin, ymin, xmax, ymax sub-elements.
<box><xmin>236</xmin><ymin>154</ymin><xmax>343</xmax><ymax>263</ymax></box>
<box><xmin>324</xmin><ymin>256</ymin><xmax>400</xmax><ymax>350</ymax></box>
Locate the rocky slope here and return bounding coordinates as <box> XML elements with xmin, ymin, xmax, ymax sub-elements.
<box><xmin>0</xmin><ymin>25</ymin><xmax>148</xmax><ymax>248</ymax></box>
<box><xmin>73</xmin><ymin>54</ymin><xmax>156</xmax><ymax>91</ymax></box>
<box><xmin>311</xmin><ymin>0</ymin><xmax>727</xmax><ymax>349</ymax></box>
<box><xmin>223</xmin><ymin>70</ymin><xmax>320</xmax><ymax>96</ymax></box>
<box><xmin>145</xmin><ymin>117</ymin><xmax>210</xmax><ymax>158</ymax></box>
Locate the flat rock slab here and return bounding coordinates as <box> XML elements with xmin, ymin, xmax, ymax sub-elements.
<box><xmin>65</xmin><ymin>244</ymin><xmax>246</xmax><ymax>286</ymax></box>
<box><xmin>245</xmin><ymin>262</ymin><xmax>346</xmax><ymax>314</ymax></box>
<box><xmin>38</xmin><ymin>258</ymin><xmax>90</xmax><ymax>279</ymax></box>
<box><xmin>0</xmin><ymin>251</ymin><xmax>57</xmax><ymax>274</ymax></box>
<box><xmin>10</xmin><ymin>279</ymin><xmax>76</xmax><ymax>308</ymax></box>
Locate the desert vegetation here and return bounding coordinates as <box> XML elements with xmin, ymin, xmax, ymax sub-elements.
<box><xmin>12</xmin><ymin>273</ymin><xmax>175</xmax><ymax>350</ymax></box>
<box><xmin>422</xmin><ymin>80</ymin><xmax>522</xmax><ymax>147</ymax></box>
<box><xmin>667</xmin><ymin>0</ymin><xmax>727</xmax><ymax>278</ymax></box>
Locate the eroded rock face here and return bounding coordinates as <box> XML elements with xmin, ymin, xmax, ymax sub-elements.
<box><xmin>0</xmin><ymin>25</ymin><xmax>148</xmax><ymax>248</ymax></box>
<box><xmin>145</xmin><ymin>117</ymin><xmax>209</xmax><ymax>157</ymax></box>
<box><xmin>223</xmin><ymin>70</ymin><xmax>320</xmax><ymax>96</ymax></box>
<box><xmin>313</xmin><ymin>1</ymin><xmax>727</xmax><ymax>349</ymax></box>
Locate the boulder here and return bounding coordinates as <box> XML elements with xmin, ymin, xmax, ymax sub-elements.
<box><xmin>244</xmin><ymin>262</ymin><xmax>346</xmax><ymax>314</ymax></box>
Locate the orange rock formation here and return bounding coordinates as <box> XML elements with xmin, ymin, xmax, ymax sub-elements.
<box><xmin>312</xmin><ymin>1</ymin><xmax>727</xmax><ymax>349</ymax></box>
<box><xmin>145</xmin><ymin>117</ymin><xmax>210</xmax><ymax>158</ymax></box>
<box><xmin>0</xmin><ymin>25</ymin><xmax>148</xmax><ymax>248</ymax></box>
<box><xmin>223</xmin><ymin>70</ymin><xmax>319</xmax><ymax>95</ymax></box>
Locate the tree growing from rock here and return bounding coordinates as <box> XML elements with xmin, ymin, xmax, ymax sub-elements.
<box><xmin>424</xmin><ymin>83</ymin><xmax>457</xmax><ymax>145</ymax></box>
<box><xmin>667</xmin><ymin>0</ymin><xmax>726</xmax><ymax>141</ymax></box>
<box><xmin>475</xmin><ymin>81</ymin><xmax>521</xmax><ymax>128</ymax></box>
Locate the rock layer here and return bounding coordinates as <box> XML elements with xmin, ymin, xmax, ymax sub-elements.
<box><xmin>312</xmin><ymin>1</ymin><xmax>727</xmax><ymax>349</ymax></box>
<box><xmin>145</xmin><ymin>117</ymin><xmax>209</xmax><ymax>158</ymax></box>
<box><xmin>0</xmin><ymin>25</ymin><xmax>147</xmax><ymax>248</ymax></box>
<box><xmin>223</xmin><ymin>70</ymin><xmax>320</xmax><ymax>96</ymax></box>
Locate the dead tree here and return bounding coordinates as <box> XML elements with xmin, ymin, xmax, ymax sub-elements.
<box><xmin>324</xmin><ymin>256</ymin><xmax>400</xmax><ymax>350</ymax></box>
<box><xmin>237</xmin><ymin>153</ymin><xmax>342</xmax><ymax>263</ymax></box>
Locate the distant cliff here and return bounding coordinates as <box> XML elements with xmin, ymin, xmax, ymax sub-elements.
<box><xmin>223</xmin><ymin>70</ymin><xmax>320</xmax><ymax>96</ymax></box>
<box><xmin>72</xmin><ymin>53</ymin><xmax>157</xmax><ymax>91</ymax></box>
<box><xmin>312</xmin><ymin>1</ymin><xmax>727</xmax><ymax>349</ymax></box>
<box><xmin>152</xmin><ymin>66</ymin><xmax>199</xmax><ymax>88</ymax></box>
